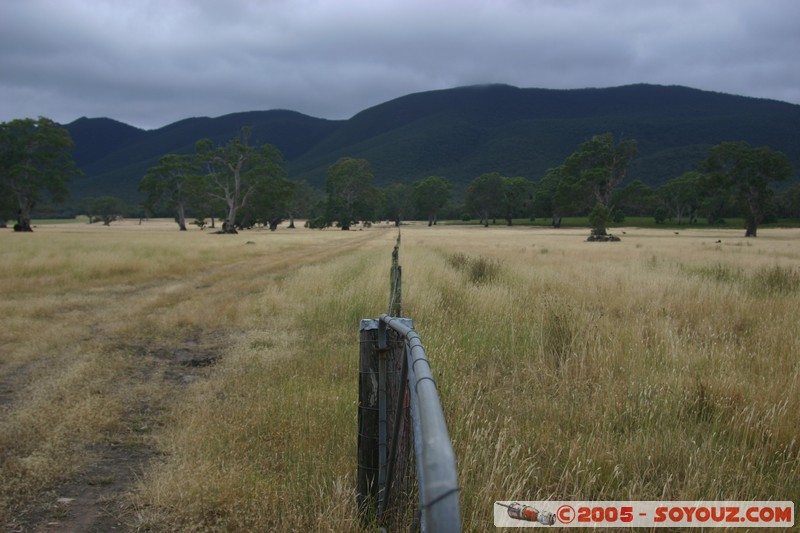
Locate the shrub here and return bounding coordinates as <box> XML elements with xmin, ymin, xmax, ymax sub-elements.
<box><xmin>304</xmin><ymin>216</ymin><xmax>330</xmax><ymax>229</ymax></box>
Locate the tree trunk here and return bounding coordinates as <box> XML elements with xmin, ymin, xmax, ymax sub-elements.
<box><xmin>177</xmin><ymin>203</ymin><xmax>187</xmax><ymax>231</ymax></box>
<box><xmin>552</xmin><ymin>215</ymin><xmax>562</xmax><ymax>228</ymax></box>
<box><xmin>15</xmin><ymin>208</ymin><xmax>33</xmax><ymax>232</ymax></box>
<box><xmin>591</xmin><ymin>226</ymin><xmax>608</xmax><ymax>236</ymax></box>
<box><xmin>395</xmin><ymin>216</ymin><xmax>400</xmax><ymax>227</ymax></box>
<box><xmin>745</xmin><ymin>203</ymin><xmax>759</xmax><ymax>237</ymax></box>
<box><xmin>745</xmin><ymin>220</ymin><xmax>757</xmax><ymax>237</ymax></box>
<box><xmin>288</xmin><ymin>214</ymin><xmax>295</xmax><ymax>229</ymax></box>
<box><xmin>221</xmin><ymin>200</ymin><xmax>238</xmax><ymax>233</ymax></box>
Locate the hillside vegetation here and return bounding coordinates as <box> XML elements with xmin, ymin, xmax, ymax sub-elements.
<box><xmin>64</xmin><ymin>84</ymin><xmax>800</xmax><ymax>203</ymax></box>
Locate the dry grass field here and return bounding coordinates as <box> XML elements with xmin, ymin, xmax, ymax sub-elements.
<box><xmin>1</xmin><ymin>220</ymin><xmax>798</xmax><ymax>531</ymax></box>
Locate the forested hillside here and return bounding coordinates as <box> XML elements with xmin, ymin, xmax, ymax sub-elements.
<box><xmin>64</xmin><ymin>84</ymin><xmax>800</xmax><ymax>203</ymax></box>
<box><xmin>67</xmin><ymin>111</ymin><xmax>342</xmax><ymax>200</ymax></box>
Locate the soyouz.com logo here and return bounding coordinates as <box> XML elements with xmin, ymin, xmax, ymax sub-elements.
<box><xmin>494</xmin><ymin>501</ymin><xmax>794</xmax><ymax>528</ymax></box>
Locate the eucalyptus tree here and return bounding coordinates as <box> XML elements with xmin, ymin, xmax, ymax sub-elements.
<box><xmin>778</xmin><ymin>183</ymin><xmax>800</xmax><ymax>219</ymax></box>
<box><xmin>559</xmin><ymin>132</ymin><xmax>638</xmax><ymax>236</ymax></box>
<box><xmin>465</xmin><ymin>172</ymin><xmax>504</xmax><ymax>227</ymax></box>
<box><xmin>500</xmin><ymin>176</ymin><xmax>534</xmax><ymax>225</ymax></box>
<box><xmin>238</xmin><ymin>174</ymin><xmax>295</xmax><ymax>230</ymax></box>
<box><xmin>0</xmin><ymin>117</ymin><xmax>79</xmax><ymax>231</ymax></box>
<box><xmin>413</xmin><ymin>175</ymin><xmax>452</xmax><ymax>226</ymax></box>
<box><xmin>196</xmin><ymin>128</ymin><xmax>284</xmax><ymax>234</ymax></box>
<box><xmin>658</xmin><ymin>172</ymin><xmax>703</xmax><ymax>225</ymax></box>
<box><xmin>81</xmin><ymin>195</ymin><xmax>127</xmax><ymax>225</ymax></box>
<box><xmin>139</xmin><ymin>153</ymin><xmax>203</xmax><ymax>230</ymax></box>
<box><xmin>0</xmin><ymin>183</ymin><xmax>14</xmax><ymax>227</ymax></box>
<box><xmin>325</xmin><ymin>157</ymin><xmax>377</xmax><ymax>230</ymax></box>
<box><xmin>611</xmin><ymin>179</ymin><xmax>658</xmax><ymax>217</ymax></box>
<box><xmin>383</xmin><ymin>182</ymin><xmax>413</xmax><ymax>227</ymax></box>
<box><xmin>701</xmin><ymin>141</ymin><xmax>792</xmax><ymax>237</ymax></box>
<box><xmin>533</xmin><ymin>167</ymin><xmax>587</xmax><ymax>228</ymax></box>
<box><xmin>286</xmin><ymin>180</ymin><xmax>320</xmax><ymax>228</ymax></box>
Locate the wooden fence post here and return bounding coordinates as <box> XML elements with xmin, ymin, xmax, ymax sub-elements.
<box><xmin>357</xmin><ymin>319</ymin><xmax>380</xmax><ymax>518</ymax></box>
<box><xmin>389</xmin><ymin>233</ymin><xmax>402</xmax><ymax>316</ymax></box>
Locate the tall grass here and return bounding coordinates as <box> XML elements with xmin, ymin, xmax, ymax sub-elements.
<box><xmin>133</xmin><ymin>234</ymin><xmax>391</xmax><ymax>531</ymax></box>
<box><xmin>0</xmin><ymin>221</ymin><xmax>388</xmax><ymax>530</ymax></box>
<box><xmin>401</xmin><ymin>226</ymin><xmax>799</xmax><ymax>529</ymax></box>
<box><xmin>2</xmin><ymin>223</ymin><xmax>798</xmax><ymax>531</ymax></box>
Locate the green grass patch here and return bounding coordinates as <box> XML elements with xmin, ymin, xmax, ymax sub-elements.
<box><xmin>442</xmin><ymin>216</ymin><xmax>800</xmax><ymax>230</ymax></box>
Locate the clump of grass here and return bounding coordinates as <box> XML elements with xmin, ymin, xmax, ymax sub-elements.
<box><xmin>445</xmin><ymin>252</ymin><xmax>501</xmax><ymax>284</ymax></box>
<box><xmin>540</xmin><ymin>298</ymin><xmax>578</xmax><ymax>370</ymax></box>
<box><xmin>695</xmin><ymin>262</ymin><xmax>744</xmax><ymax>283</ymax></box>
<box><xmin>467</xmin><ymin>256</ymin><xmax>501</xmax><ymax>284</ymax></box>
<box><xmin>444</xmin><ymin>251</ymin><xmax>469</xmax><ymax>271</ymax></box>
<box><xmin>749</xmin><ymin>265</ymin><xmax>800</xmax><ymax>296</ymax></box>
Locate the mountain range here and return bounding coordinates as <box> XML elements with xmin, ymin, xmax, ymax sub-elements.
<box><xmin>64</xmin><ymin>84</ymin><xmax>800</xmax><ymax>204</ymax></box>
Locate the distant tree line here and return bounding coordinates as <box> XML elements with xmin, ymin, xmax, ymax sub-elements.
<box><xmin>2</xmin><ymin>118</ymin><xmax>797</xmax><ymax>237</ymax></box>
<box><xmin>458</xmin><ymin>134</ymin><xmax>793</xmax><ymax>239</ymax></box>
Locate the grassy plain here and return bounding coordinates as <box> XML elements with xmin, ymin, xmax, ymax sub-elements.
<box><xmin>1</xmin><ymin>220</ymin><xmax>798</xmax><ymax>531</ymax></box>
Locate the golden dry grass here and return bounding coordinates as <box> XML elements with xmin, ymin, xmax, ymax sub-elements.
<box><xmin>1</xmin><ymin>220</ymin><xmax>798</xmax><ymax>531</ymax></box>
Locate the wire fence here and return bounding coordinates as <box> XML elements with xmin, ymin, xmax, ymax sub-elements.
<box><xmin>358</xmin><ymin>233</ymin><xmax>461</xmax><ymax>532</ymax></box>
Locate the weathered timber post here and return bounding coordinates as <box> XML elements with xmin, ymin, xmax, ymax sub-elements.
<box><xmin>357</xmin><ymin>320</ymin><xmax>380</xmax><ymax>518</ymax></box>
<box><xmin>389</xmin><ymin>233</ymin><xmax>402</xmax><ymax>316</ymax></box>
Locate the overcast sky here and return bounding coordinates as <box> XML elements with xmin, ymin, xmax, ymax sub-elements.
<box><xmin>2</xmin><ymin>0</ymin><xmax>799</xmax><ymax>130</ymax></box>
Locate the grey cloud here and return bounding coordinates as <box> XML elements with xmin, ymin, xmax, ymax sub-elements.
<box><xmin>1</xmin><ymin>0</ymin><xmax>798</xmax><ymax>129</ymax></box>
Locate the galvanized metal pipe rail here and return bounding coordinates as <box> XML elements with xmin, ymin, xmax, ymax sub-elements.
<box><xmin>379</xmin><ymin>314</ymin><xmax>461</xmax><ymax>533</ymax></box>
